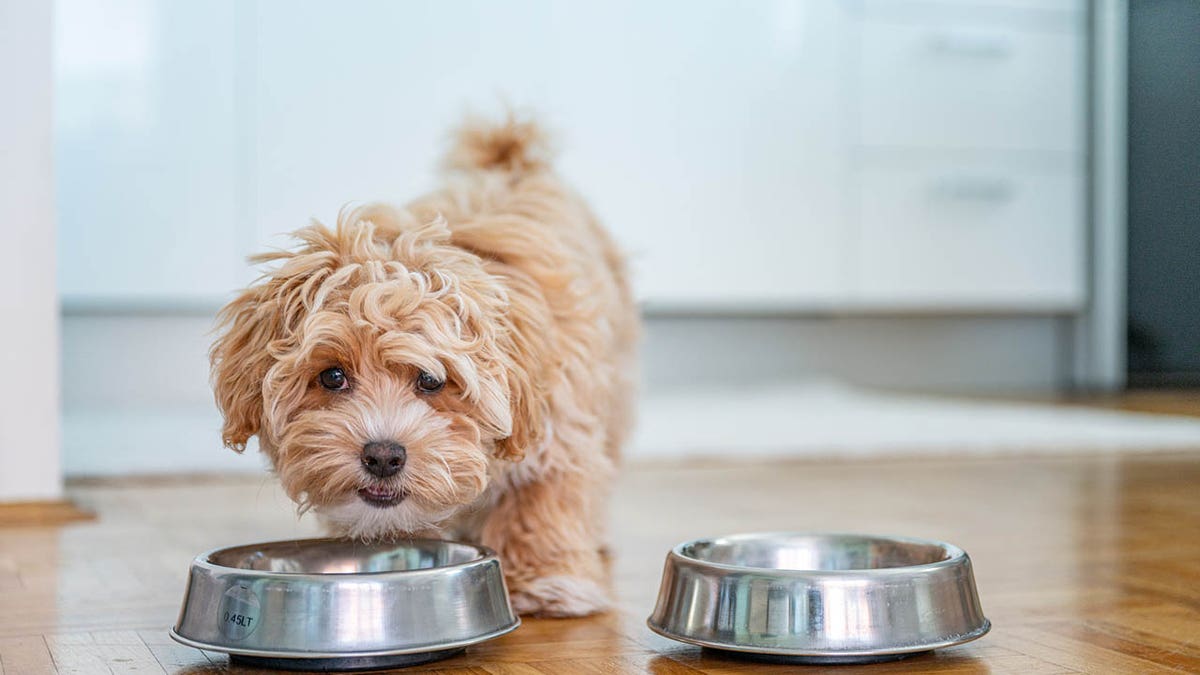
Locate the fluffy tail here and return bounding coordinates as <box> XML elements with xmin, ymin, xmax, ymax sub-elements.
<box><xmin>444</xmin><ymin>111</ymin><xmax>555</xmax><ymax>174</ymax></box>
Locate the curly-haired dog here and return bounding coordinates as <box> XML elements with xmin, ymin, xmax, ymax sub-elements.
<box><xmin>210</xmin><ymin>114</ymin><xmax>638</xmax><ymax>617</ymax></box>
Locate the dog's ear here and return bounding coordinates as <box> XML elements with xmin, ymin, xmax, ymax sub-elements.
<box><xmin>451</xmin><ymin>260</ymin><xmax>554</xmax><ymax>458</ymax></box>
<box><xmin>492</xmin><ymin>272</ymin><xmax>554</xmax><ymax>462</ymax></box>
<box><xmin>490</xmin><ymin>353</ymin><xmax>548</xmax><ymax>462</ymax></box>
<box><xmin>210</xmin><ymin>288</ymin><xmax>281</xmax><ymax>452</ymax></box>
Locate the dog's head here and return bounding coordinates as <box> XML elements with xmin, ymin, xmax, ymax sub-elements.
<box><xmin>210</xmin><ymin>204</ymin><xmax>547</xmax><ymax>537</ymax></box>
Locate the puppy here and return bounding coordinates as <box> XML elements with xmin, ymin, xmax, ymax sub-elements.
<box><xmin>209</xmin><ymin>113</ymin><xmax>638</xmax><ymax>617</ymax></box>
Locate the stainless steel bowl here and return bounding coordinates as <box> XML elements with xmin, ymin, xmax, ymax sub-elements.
<box><xmin>648</xmin><ymin>533</ymin><xmax>989</xmax><ymax>664</ymax></box>
<box><xmin>171</xmin><ymin>538</ymin><xmax>519</xmax><ymax>671</ymax></box>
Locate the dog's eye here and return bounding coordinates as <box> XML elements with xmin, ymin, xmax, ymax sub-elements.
<box><xmin>416</xmin><ymin>371</ymin><xmax>445</xmax><ymax>394</ymax></box>
<box><xmin>318</xmin><ymin>367</ymin><xmax>349</xmax><ymax>391</ymax></box>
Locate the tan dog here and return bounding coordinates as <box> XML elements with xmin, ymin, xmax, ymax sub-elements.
<box><xmin>209</xmin><ymin>113</ymin><xmax>638</xmax><ymax>617</ymax></box>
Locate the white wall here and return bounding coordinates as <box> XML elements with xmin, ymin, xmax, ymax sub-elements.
<box><xmin>1</xmin><ymin>0</ymin><xmax>61</xmax><ymax>500</ymax></box>
<box><xmin>55</xmin><ymin>0</ymin><xmax>241</xmax><ymax>301</ymax></box>
<box><xmin>247</xmin><ymin>0</ymin><xmax>852</xmax><ymax>309</ymax></box>
<box><xmin>56</xmin><ymin>0</ymin><xmax>857</xmax><ymax>310</ymax></box>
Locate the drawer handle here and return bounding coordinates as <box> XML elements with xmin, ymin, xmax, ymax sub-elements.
<box><xmin>926</xmin><ymin>33</ymin><xmax>1013</xmax><ymax>60</ymax></box>
<box><xmin>929</xmin><ymin>178</ymin><xmax>1015</xmax><ymax>203</ymax></box>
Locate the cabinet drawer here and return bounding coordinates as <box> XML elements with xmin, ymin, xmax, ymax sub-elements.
<box><xmin>856</xmin><ymin>19</ymin><xmax>1084</xmax><ymax>153</ymax></box>
<box><xmin>852</xmin><ymin>162</ymin><xmax>1084</xmax><ymax>309</ymax></box>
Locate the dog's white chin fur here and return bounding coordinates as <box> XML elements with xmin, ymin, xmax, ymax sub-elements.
<box><xmin>317</xmin><ymin>498</ymin><xmax>457</xmax><ymax>539</ymax></box>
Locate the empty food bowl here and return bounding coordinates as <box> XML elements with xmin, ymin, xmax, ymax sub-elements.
<box><xmin>648</xmin><ymin>532</ymin><xmax>990</xmax><ymax>664</ymax></box>
<box><xmin>171</xmin><ymin>537</ymin><xmax>519</xmax><ymax>671</ymax></box>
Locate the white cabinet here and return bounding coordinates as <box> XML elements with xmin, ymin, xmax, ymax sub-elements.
<box><xmin>852</xmin><ymin>159</ymin><xmax>1084</xmax><ymax>309</ymax></box>
<box><xmin>849</xmin><ymin>0</ymin><xmax>1087</xmax><ymax>309</ymax></box>
<box><xmin>857</xmin><ymin>20</ymin><xmax>1085</xmax><ymax>153</ymax></box>
<box><xmin>53</xmin><ymin>0</ymin><xmax>1087</xmax><ymax>314</ymax></box>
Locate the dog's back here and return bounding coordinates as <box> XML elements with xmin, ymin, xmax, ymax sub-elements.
<box><xmin>411</xmin><ymin>115</ymin><xmax>640</xmax><ymax>467</ymax></box>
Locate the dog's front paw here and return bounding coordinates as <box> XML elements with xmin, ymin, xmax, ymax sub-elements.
<box><xmin>509</xmin><ymin>575</ymin><xmax>611</xmax><ymax>618</ymax></box>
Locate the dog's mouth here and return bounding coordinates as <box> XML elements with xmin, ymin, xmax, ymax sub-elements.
<box><xmin>357</xmin><ymin>485</ymin><xmax>407</xmax><ymax>508</ymax></box>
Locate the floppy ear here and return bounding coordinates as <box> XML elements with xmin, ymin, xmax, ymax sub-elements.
<box><xmin>210</xmin><ymin>288</ymin><xmax>282</xmax><ymax>452</ymax></box>
<box><xmin>490</xmin><ymin>348</ymin><xmax>549</xmax><ymax>462</ymax></box>
<box><xmin>485</xmin><ymin>268</ymin><xmax>554</xmax><ymax>462</ymax></box>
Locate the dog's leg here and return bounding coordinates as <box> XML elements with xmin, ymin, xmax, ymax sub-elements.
<box><xmin>479</xmin><ymin>473</ymin><xmax>611</xmax><ymax>617</ymax></box>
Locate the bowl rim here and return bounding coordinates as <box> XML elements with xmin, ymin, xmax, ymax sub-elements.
<box><xmin>193</xmin><ymin>536</ymin><xmax>500</xmax><ymax>579</ymax></box>
<box><xmin>668</xmin><ymin>531</ymin><xmax>968</xmax><ymax>577</ymax></box>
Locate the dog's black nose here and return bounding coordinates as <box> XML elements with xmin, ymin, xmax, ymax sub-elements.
<box><xmin>361</xmin><ymin>441</ymin><xmax>406</xmax><ymax>478</ymax></box>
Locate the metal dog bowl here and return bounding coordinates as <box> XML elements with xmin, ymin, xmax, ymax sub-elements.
<box><xmin>171</xmin><ymin>537</ymin><xmax>519</xmax><ymax>671</ymax></box>
<box><xmin>648</xmin><ymin>533</ymin><xmax>989</xmax><ymax>664</ymax></box>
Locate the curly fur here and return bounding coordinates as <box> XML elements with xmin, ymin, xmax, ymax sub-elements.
<box><xmin>210</xmin><ymin>111</ymin><xmax>638</xmax><ymax>617</ymax></box>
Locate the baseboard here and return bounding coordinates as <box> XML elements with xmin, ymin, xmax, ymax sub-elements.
<box><xmin>0</xmin><ymin>500</ymin><xmax>95</xmax><ymax>526</ymax></box>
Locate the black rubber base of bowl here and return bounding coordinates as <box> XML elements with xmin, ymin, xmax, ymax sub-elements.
<box><xmin>229</xmin><ymin>647</ymin><xmax>465</xmax><ymax>672</ymax></box>
<box><xmin>702</xmin><ymin>647</ymin><xmax>930</xmax><ymax>665</ymax></box>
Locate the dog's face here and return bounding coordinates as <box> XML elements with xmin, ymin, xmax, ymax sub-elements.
<box><xmin>210</xmin><ymin>205</ymin><xmax>545</xmax><ymax>537</ymax></box>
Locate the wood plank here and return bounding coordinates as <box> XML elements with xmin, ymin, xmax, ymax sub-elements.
<box><xmin>44</xmin><ymin>632</ymin><xmax>166</xmax><ymax>675</ymax></box>
<box><xmin>1004</xmin><ymin>624</ymin><xmax>1188</xmax><ymax>674</ymax></box>
<box><xmin>479</xmin><ymin>665</ymin><xmax>549</xmax><ymax>675</ymax></box>
<box><xmin>0</xmin><ymin>636</ymin><xmax>58</xmax><ymax>675</ymax></box>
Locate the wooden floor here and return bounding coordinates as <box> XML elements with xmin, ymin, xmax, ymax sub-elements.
<box><xmin>2</xmin><ymin>451</ymin><xmax>1199</xmax><ymax>674</ymax></box>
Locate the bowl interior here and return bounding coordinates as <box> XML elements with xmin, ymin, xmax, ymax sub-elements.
<box><xmin>207</xmin><ymin>539</ymin><xmax>485</xmax><ymax>574</ymax></box>
<box><xmin>680</xmin><ymin>534</ymin><xmax>952</xmax><ymax>571</ymax></box>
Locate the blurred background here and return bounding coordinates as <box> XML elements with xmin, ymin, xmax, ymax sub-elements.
<box><xmin>3</xmin><ymin>0</ymin><xmax>1199</xmax><ymax>499</ymax></box>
